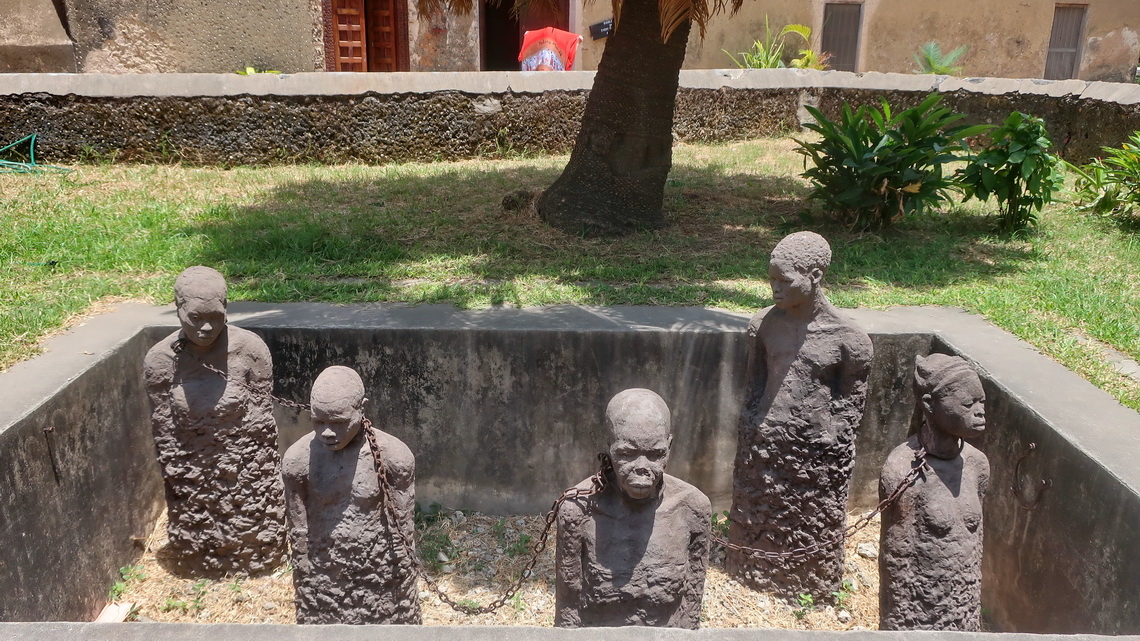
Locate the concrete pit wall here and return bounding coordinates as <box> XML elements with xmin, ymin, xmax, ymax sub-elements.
<box><xmin>0</xmin><ymin>69</ymin><xmax>1138</xmax><ymax>165</ymax></box>
<box><xmin>1</xmin><ymin>304</ymin><xmax>1138</xmax><ymax>634</ymax></box>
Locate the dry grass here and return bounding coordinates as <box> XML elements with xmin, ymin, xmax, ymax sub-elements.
<box><xmin>116</xmin><ymin>508</ymin><xmax>882</xmax><ymax>629</ymax></box>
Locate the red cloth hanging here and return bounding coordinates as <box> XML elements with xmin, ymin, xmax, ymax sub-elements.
<box><xmin>518</xmin><ymin>26</ymin><xmax>583</xmax><ymax>71</ymax></box>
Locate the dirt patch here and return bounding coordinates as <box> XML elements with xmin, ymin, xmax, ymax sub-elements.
<box><xmin>115</xmin><ymin>507</ymin><xmax>882</xmax><ymax>629</ymax></box>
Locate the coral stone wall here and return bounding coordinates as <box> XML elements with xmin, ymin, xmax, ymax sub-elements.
<box><xmin>0</xmin><ymin>70</ymin><xmax>1137</xmax><ymax>166</ymax></box>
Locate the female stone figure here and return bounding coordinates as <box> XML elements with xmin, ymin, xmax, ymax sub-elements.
<box><xmin>879</xmin><ymin>353</ymin><xmax>990</xmax><ymax>631</ymax></box>
<box><xmin>143</xmin><ymin>266</ymin><xmax>287</xmax><ymax>576</ymax></box>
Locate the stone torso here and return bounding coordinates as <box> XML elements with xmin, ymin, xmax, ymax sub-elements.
<box><xmin>282</xmin><ymin>428</ymin><xmax>421</xmax><ymax>625</ymax></box>
<box><xmin>555</xmin><ymin>474</ymin><xmax>711</xmax><ymax>629</ymax></box>
<box><xmin>726</xmin><ymin>305</ymin><xmax>873</xmax><ymax>599</ymax></box>
<box><xmin>879</xmin><ymin>436</ymin><xmax>989</xmax><ymax>631</ymax></box>
<box><xmin>142</xmin><ymin>326</ymin><xmax>287</xmax><ymax>576</ymax></box>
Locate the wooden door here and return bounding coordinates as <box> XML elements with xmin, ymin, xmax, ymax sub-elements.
<box><xmin>518</xmin><ymin>0</ymin><xmax>569</xmax><ymax>41</ymax></box>
<box><xmin>366</xmin><ymin>0</ymin><xmax>399</xmax><ymax>71</ymax></box>
<box><xmin>334</xmin><ymin>0</ymin><xmax>367</xmax><ymax>71</ymax></box>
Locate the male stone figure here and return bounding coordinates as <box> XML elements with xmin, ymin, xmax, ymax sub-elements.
<box><xmin>143</xmin><ymin>266</ymin><xmax>287</xmax><ymax>576</ymax></box>
<box><xmin>555</xmin><ymin>388</ymin><xmax>711</xmax><ymax>629</ymax></box>
<box><xmin>726</xmin><ymin>231</ymin><xmax>874</xmax><ymax>600</ymax></box>
<box><xmin>879</xmin><ymin>354</ymin><xmax>990</xmax><ymax>631</ymax></box>
<box><xmin>282</xmin><ymin>366</ymin><xmax>421</xmax><ymax>625</ymax></box>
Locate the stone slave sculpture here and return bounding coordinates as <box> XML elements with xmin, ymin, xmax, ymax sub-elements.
<box><xmin>879</xmin><ymin>354</ymin><xmax>990</xmax><ymax>631</ymax></box>
<box><xmin>726</xmin><ymin>231</ymin><xmax>874</xmax><ymax>600</ymax></box>
<box><xmin>555</xmin><ymin>388</ymin><xmax>711</xmax><ymax>629</ymax></box>
<box><xmin>143</xmin><ymin>266</ymin><xmax>287</xmax><ymax>576</ymax></box>
<box><xmin>282</xmin><ymin>365</ymin><xmax>421</xmax><ymax>625</ymax></box>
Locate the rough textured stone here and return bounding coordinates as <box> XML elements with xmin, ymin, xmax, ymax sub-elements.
<box><xmin>726</xmin><ymin>232</ymin><xmax>874</xmax><ymax>601</ymax></box>
<box><xmin>142</xmin><ymin>267</ymin><xmax>287</xmax><ymax>576</ymax></box>
<box><xmin>879</xmin><ymin>353</ymin><xmax>990</xmax><ymax>631</ymax></box>
<box><xmin>2</xmin><ymin>71</ymin><xmax>1139</xmax><ymax>165</ymax></box>
<box><xmin>282</xmin><ymin>366</ymin><xmax>421</xmax><ymax>625</ymax></box>
<box><xmin>556</xmin><ymin>389</ymin><xmax>711</xmax><ymax>629</ymax></box>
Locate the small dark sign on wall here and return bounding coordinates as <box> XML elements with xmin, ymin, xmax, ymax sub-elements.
<box><xmin>589</xmin><ymin>19</ymin><xmax>613</xmax><ymax>40</ymax></box>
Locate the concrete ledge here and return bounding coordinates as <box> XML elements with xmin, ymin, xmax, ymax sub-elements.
<box><xmin>2</xmin><ymin>303</ymin><xmax>1139</xmax><ymax>631</ymax></box>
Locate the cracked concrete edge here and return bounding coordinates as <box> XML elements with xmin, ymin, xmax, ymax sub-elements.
<box><xmin>2</xmin><ymin>301</ymin><xmax>1137</xmax><ymax>497</ymax></box>
<box><xmin>2</xmin><ymin>69</ymin><xmax>1138</xmax><ymax>104</ymax></box>
<box><xmin>0</xmin><ymin>623</ymin><xmax>1137</xmax><ymax>640</ymax></box>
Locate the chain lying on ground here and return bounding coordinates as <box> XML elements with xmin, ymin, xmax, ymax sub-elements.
<box><xmin>713</xmin><ymin>448</ymin><xmax>931</xmax><ymax>561</ymax></box>
<box><xmin>173</xmin><ymin>336</ymin><xmax>927</xmax><ymax>610</ymax></box>
<box><xmin>174</xmin><ymin>336</ymin><xmax>611</xmax><ymax>616</ymax></box>
<box><xmin>367</xmin><ymin>424</ymin><xmax>610</xmax><ymax>616</ymax></box>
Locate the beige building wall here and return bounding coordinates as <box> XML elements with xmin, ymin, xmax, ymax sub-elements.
<box><xmin>407</xmin><ymin>2</ymin><xmax>480</xmax><ymax>71</ymax></box>
<box><xmin>576</xmin><ymin>0</ymin><xmax>1138</xmax><ymax>81</ymax></box>
<box><xmin>62</xmin><ymin>0</ymin><xmax>320</xmax><ymax>73</ymax></box>
<box><xmin>0</xmin><ymin>0</ymin><xmax>76</xmax><ymax>71</ymax></box>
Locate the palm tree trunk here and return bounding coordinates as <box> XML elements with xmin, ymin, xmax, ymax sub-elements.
<box><xmin>536</xmin><ymin>0</ymin><xmax>691</xmax><ymax>235</ymax></box>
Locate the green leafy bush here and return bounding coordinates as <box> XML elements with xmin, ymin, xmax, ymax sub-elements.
<box><xmin>913</xmin><ymin>41</ymin><xmax>969</xmax><ymax>75</ymax></box>
<box><xmin>724</xmin><ymin>18</ymin><xmax>826</xmax><ymax>70</ymax></box>
<box><xmin>795</xmin><ymin>93</ymin><xmax>990</xmax><ymax>229</ymax></box>
<box><xmin>1069</xmin><ymin>131</ymin><xmax>1140</xmax><ymax>223</ymax></box>
<box><xmin>959</xmin><ymin>112</ymin><xmax>1064</xmax><ymax>232</ymax></box>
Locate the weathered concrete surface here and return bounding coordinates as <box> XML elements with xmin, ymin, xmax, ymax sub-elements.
<box><xmin>0</xmin><ymin>0</ymin><xmax>76</xmax><ymax>72</ymax></box>
<box><xmin>0</xmin><ymin>70</ymin><xmax>1137</xmax><ymax>164</ymax></box>
<box><xmin>2</xmin><ymin>302</ymin><xmax>1139</xmax><ymax>632</ymax></box>
<box><xmin>0</xmin><ymin>304</ymin><xmax>164</xmax><ymax>621</ymax></box>
<box><xmin>58</xmin><ymin>0</ymin><xmax>317</xmax><ymax>73</ymax></box>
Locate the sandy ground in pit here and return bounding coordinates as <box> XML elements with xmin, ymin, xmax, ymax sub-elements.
<box><xmin>116</xmin><ymin>508</ymin><xmax>882</xmax><ymax>629</ymax></box>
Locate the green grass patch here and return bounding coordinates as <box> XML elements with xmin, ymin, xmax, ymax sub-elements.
<box><xmin>1</xmin><ymin>139</ymin><xmax>1137</xmax><ymax>410</ymax></box>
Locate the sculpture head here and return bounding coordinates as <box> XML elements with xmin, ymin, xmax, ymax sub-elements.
<box><xmin>310</xmin><ymin>366</ymin><xmax>367</xmax><ymax>451</ymax></box>
<box><xmin>913</xmin><ymin>353</ymin><xmax>986</xmax><ymax>441</ymax></box>
<box><xmin>174</xmin><ymin>266</ymin><xmax>228</xmax><ymax>348</ymax></box>
<box><xmin>605</xmin><ymin>388</ymin><xmax>673</xmax><ymax>501</ymax></box>
<box><xmin>768</xmin><ymin>231</ymin><xmax>831</xmax><ymax>312</ymax></box>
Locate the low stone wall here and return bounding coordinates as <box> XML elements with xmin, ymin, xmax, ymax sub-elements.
<box><xmin>2</xmin><ymin>303</ymin><xmax>1139</xmax><ymax>633</ymax></box>
<box><xmin>1</xmin><ymin>70</ymin><xmax>1138</xmax><ymax>165</ymax></box>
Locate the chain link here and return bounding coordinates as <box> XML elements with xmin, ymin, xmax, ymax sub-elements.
<box><xmin>171</xmin><ymin>335</ymin><xmax>926</xmax><ymax>609</ymax></box>
<box><xmin>713</xmin><ymin>447</ymin><xmax>931</xmax><ymax>560</ymax></box>
<box><xmin>173</xmin><ymin>336</ymin><xmax>609</xmax><ymax>616</ymax></box>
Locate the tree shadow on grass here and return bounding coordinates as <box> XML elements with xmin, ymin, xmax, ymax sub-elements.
<box><xmin>182</xmin><ymin>161</ymin><xmax>1037</xmax><ymax>310</ymax></box>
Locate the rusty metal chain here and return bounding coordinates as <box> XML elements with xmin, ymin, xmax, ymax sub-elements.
<box><xmin>171</xmin><ymin>337</ymin><xmax>312</xmax><ymax>412</ymax></box>
<box><xmin>712</xmin><ymin>447</ymin><xmax>931</xmax><ymax>561</ymax></box>
<box><xmin>172</xmin><ymin>335</ymin><xmax>609</xmax><ymax>616</ymax></box>
<box><xmin>171</xmin><ymin>335</ymin><xmax>926</xmax><ymax>606</ymax></box>
<box><xmin>366</xmin><ymin>429</ymin><xmax>611</xmax><ymax>616</ymax></box>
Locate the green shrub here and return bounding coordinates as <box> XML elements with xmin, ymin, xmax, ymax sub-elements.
<box><xmin>795</xmin><ymin>93</ymin><xmax>990</xmax><ymax>230</ymax></box>
<box><xmin>725</xmin><ymin>18</ymin><xmax>825</xmax><ymax>69</ymax></box>
<box><xmin>913</xmin><ymin>41</ymin><xmax>969</xmax><ymax>75</ymax></box>
<box><xmin>959</xmin><ymin>112</ymin><xmax>1064</xmax><ymax>232</ymax></box>
<box><xmin>1069</xmin><ymin>132</ymin><xmax>1140</xmax><ymax>224</ymax></box>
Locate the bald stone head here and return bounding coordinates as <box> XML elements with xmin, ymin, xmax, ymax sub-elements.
<box><xmin>605</xmin><ymin>389</ymin><xmax>673</xmax><ymax>501</ymax></box>
<box><xmin>174</xmin><ymin>266</ymin><xmax>228</xmax><ymax>348</ymax></box>
<box><xmin>768</xmin><ymin>231</ymin><xmax>832</xmax><ymax>312</ymax></box>
<box><xmin>310</xmin><ymin>366</ymin><xmax>368</xmax><ymax>451</ymax></box>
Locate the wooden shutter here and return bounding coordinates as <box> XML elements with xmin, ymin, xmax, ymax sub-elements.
<box><xmin>821</xmin><ymin>3</ymin><xmax>862</xmax><ymax>73</ymax></box>
<box><xmin>1044</xmin><ymin>4</ymin><xmax>1087</xmax><ymax>80</ymax></box>
<box><xmin>334</xmin><ymin>0</ymin><xmax>368</xmax><ymax>72</ymax></box>
<box><xmin>366</xmin><ymin>0</ymin><xmax>398</xmax><ymax>71</ymax></box>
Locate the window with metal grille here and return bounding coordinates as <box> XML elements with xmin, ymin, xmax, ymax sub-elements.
<box><xmin>821</xmin><ymin>3</ymin><xmax>862</xmax><ymax>72</ymax></box>
<box><xmin>1044</xmin><ymin>4</ymin><xmax>1087</xmax><ymax>80</ymax></box>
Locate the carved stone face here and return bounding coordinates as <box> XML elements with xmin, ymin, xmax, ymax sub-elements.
<box><xmin>311</xmin><ymin>394</ymin><xmax>364</xmax><ymax>451</ymax></box>
<box><xmin>606</xmin><ymin>390</ymin><xmax>673</xmax><ymax>501</ymax></box>
<box><xmin>925</xmin><ymin>376</ymin><xmax>986</xmax><ymax>440</ymax></box>
<box><xmin>176</xmin><ymin>297</ymin><xmax>227</xmax><ymax>347</ymax></box>
<box><xmin>768</xmin><ymin>258</ymin><xmax>821</xmax><ymax>312</ymax></box>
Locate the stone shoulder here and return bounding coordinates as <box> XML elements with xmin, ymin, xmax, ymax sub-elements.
<box><xmin>282</xmin><ymin>433</ymin><xmax>315</xmax><ymax>481</ymax></box>
<box><xmin>373</xmin><ymin>428</ymin><xmax>415</xmax><ymax>476</ymax></box>
<box><xmin>142</xmin><ymin>329</ymin><xmax>181</xmax><ymax>387</ymax></box>
<box><xmin>662</xmin><ymin>474</ymin><xmax>712</xmax><ymax>523</ymax></box>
